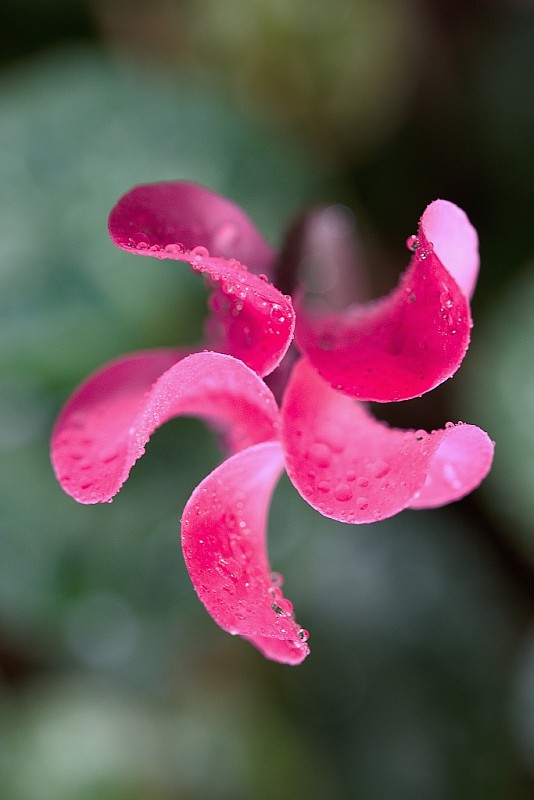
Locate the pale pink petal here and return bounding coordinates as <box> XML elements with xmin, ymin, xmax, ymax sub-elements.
<box><xmin>408</xmin><ymin>423</ymin><xmax>494</xmax><ymax>509</ymax></box>
<box><xmin>51</xmin><ymin>351</ymin><xmax>280</xmax><ymax>504</ymax></box>
<box><xmin>109</xmin><ymin>183</ymin><xmax>294</xmax><ymax>377</ymax></box>
<box><xmin>294</xmin><ymin>202</ymin><xmax>474</xmax><ymax>402</ymax></box>
<box><xmin>281</xmin><ymin>359</ymin><xmax>493</xmax><ymax>523</ymax></box>
<box><xmin>181</xmin><ymin>442</ymin><xmax>310</xmax><ymax>665</ymax></box>
<box><xmin>108</xmin><ymin>181</ymin><xmax>274</xmax><ymax>273</ymax></box>
<box><xmin>421</xmin><ymin>199</ymin><xmax>479</xmax><ymax>299</ymax></box>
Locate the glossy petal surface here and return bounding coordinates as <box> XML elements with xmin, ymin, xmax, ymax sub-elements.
<box><xmin>52</xmin><ymin>351</ymin><xmax>280</xmax><ymax>504</ymax></box>
<box><xmin>281</xmin><ymin>359</ymin><xmax>494</xmax><ymax>523</ymax></box>
<box><xmin>295</xmin><ymin>201</ymin><xmax>474</xmax><ymax>402</ymax></box>
<box><xmin>181</xmin><ymin>442</ymin><xmax>310</xmax><ymax>665</ymax></box>
<box><xmin>421</xmin><ymin>199</ymin><xmax>479</xmax><ymax>299</ymax></box>
<box><xmin>109</xmin><ymin>182</ymin><xmax>293</xmax><ymax>376</ymax></box>
<box><xmin>108</xmin><ymin>181</ymin><xmax>274</xmax><ymax>272</ymax></box>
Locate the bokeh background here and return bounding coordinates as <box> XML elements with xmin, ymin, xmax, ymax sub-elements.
<box><xmin>1</xmin><ymin>0</ymin><xmax>534</xmax><ymax>797</ymax></box>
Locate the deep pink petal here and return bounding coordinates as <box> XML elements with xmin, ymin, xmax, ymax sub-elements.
<box><xmin>51</xmin><ymin>351</ymin><xmax>280</xmax><ymax>504</ymax></box>
<box><xmin>181</xmin><ymin>442</ymin><xmax>310</xmax><ymax>665</ymax></box>
<box><xmin>294</xmin><ymin>201</ymin><xmax>475</xmax><ymax>402</ymax></box>
<box><xmin>108</xmin><ymin>181</ymin><xmax>274</xmax><ymax>273</ymax></box>
<box><xmin>281</xmin><ymin>359</ymin><xmax>493</xmax><ymax>523</ymax></box>
<box><xmin>421</xmin><ymin>199</ymin><xmax>479</xmax><ymax>299</ymax></box>
<box><xmin>109</xmin><ymin>182</ymin><xmax>293</xmax><ymax>376</ymax></box>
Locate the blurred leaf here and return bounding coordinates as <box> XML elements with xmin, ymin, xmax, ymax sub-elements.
<box><xmin>0</xmin><ymin>46</ymin><xmax>322</xmax><ymax>386</ymax></box>
<box><xmin>459</xmin><ymin>263</ymin><xmax>534</xmax><ymax>564</ymax></box>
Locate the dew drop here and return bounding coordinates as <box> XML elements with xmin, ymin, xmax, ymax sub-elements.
<box><xmin>309</xmin><ymin>442</ymin><xmax>332</xmax><ymax>468</ymax></box>
<box><xmin>334</xmin><ymin>483</ymin><xmax>353</xmax><ymax>502</ymax></box>
<box><xmin>372</xmin><ymin>460</ymin><xmax>391</xmax><ymax>479</ymax></box>
<box><xmin>258</xmin><ymin>273</ymin><xmax>268</xmax><ymax>282</ymax></box>
<box><xmin>298</xmin><ymin>628</ymin><xmax>309</xmax><ymax>642</ymax></box>
<box><xmin>136</xmin><ymin>241</ymin><xmax>149</xmax><ymax>250</ymax></box>
<box><xmin>406</xmin><ymin>235</ymin><xmax>419</xmax><ymax>252</ymax></box>
<box><xmin>270</xmin><ymin>304</ymin><xmax>286</xmax><ymax>324</ymax></box>
<box><xmin>271</xmin><ymin>571</ymin><xmax>284</xmax><ymax>587</ymax></box>
<box><xmin>445</xmin><ymin>421</ymin><xmax>455</xmax><ymax>429</ymax></box>
<box><xmin>439</xmin><ymin>290</ymin><xmax>454</xmax><ymax>308</ymax></box>
<box><xmin>164</xmin><ymin>243</ymin><xmax>183</xmax><ymax>255</ymax></box>
<box><xmin>191</xmin><ymin>245</ymin><xmax>210</xmax><ymax>257</ymax></box>
<box><xmin>317</xmin><ymin>423</ymin><xmax>345</xmax><ymax>453</ymax></box>
<box><xmin>357</xmin><ymin>477</ymin><xmax>369</xmax><ymax>488</ymax></box>
<box><xmin>317</xmin><ymin>480</ymin><xmax>331</xmax><ymax>493</ymax></box>
<box><xmin>357</xmin><ymin>496</ymin><xmax>369</xmax><ymax>510</ymax></box>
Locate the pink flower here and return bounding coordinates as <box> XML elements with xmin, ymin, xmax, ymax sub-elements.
<box><xmin>51</xmin><ymin>183</ymin><xmax>493</xmax><ymax>665</ymax></box>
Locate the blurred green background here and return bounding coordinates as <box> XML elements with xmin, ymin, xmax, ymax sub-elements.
<box><xmin>1</xmin><ymin>0</ymin><xmax>534</xmax><ymax>797</ymax></box>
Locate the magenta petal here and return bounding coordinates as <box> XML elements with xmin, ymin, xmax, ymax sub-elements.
<box><xmin>281</xmin><ymin>359</ymin><xmax>493</xmax><ymax>523</ymax></box>
<box><xmin>108</xmin><ymin>181</ymin><xmax>274</xmax><ymax>273</ymax></box>
<box><xmin>421</xmin><ymin>199</ymin><xmax>479</xmax><ymax>299</ymax></box>
<box><xmin>51</xmin><ymin>351</ymin><xmax>280</xmax><ymax>504</ymax></box>
<box><xmin>294</xmin><ymin>202</ymin><xmax>475</xmax><ymax>402</ymax></box>
<box><xmin>181</xmin><ymin>442</ymin><xmax>310</xmax><ymax>665</ymax></box>
<box><xmin>109</xmin><ymin>182</ymin><xmax>294</xmax><ymax>376</ymax></box>
<box><xmin>408</xmin><ymin>423</ymin><xmax>494</xmax><ymax>509</ymax></box>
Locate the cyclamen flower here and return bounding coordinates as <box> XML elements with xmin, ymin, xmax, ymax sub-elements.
<box><xmin>51</xmin><ymin>183</ymin><xmax>493</xmax><ymax>665</ymax></box>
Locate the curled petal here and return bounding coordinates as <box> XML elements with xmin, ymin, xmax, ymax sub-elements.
<box><xmin>108</xmin><ymin>181</ymin><xmax>274</xmax><ymax>273</ymax></box>
<box><xmin>51</xmin><ymin>351</ymin><xmax>280</xmax><ymax>504</ymax></box>
<box><xmin>295</xmin><ymin>201</ymin><xmax>475</xmax><ymax>402</ymax></box>
<box><xmin>109</xmin><ymin>182</ymin><xmax>293</xmax><ymax>376</ymax></box>
<box><xmin>281</xmin><ymin>359</ymin><xmax>493</xmax><ymax>523</ymax></box>
<box><xmin>181</xmin><ymin>442</ymin><xmax>310</xmax><ymax>665</ymax></box>
<box><xmin>421</xmin><ymin>199</ymin><xmax>479</xmax><ymax>299</ymax></box>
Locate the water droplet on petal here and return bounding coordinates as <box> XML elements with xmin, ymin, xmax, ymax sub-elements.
<box><xmin>357</xmin><ymin>496</ymin><xmax>369</xmax><ymax>510</ymax></box>
<box><xmin>372</xmin><ymin>461</ymin><xmax>391</xmax><ymax>479</ymax></box>
<box><xmin>309</xmin><ymin>442</ymin><xmax>332</xmax><ymax>468</ymax></box>
<box><xmin>298</xmin><ymin>628</ymin><xmax>309</xmax><ymax>642</ymax></box>
<box><xmin>406</xmin><ymin>235</ymin><xmax>419</xmax><ymax>252</ymax></box>
<box><xmin>164</xmin><ymin>243</ymin><xmax>183</xmax><ymax>255</ymax></box>
<box><xmin>270</xmin><ymin>304</ymin><xmax>286</xmax><ymax>324</ymax></box>
<box><xmin>191</xmin><ymin>245</ymin><xmax>210</xmax><ymax>257</ymax></box>
<box><xmin>271</xmin><ymin>572</ymin><xmax>284</xmax><ymax>587</ymax></box>
<box><xmin>334</xmin><ymin>483</ymin><xmax>353</xmax><ymax>502</ymax></box>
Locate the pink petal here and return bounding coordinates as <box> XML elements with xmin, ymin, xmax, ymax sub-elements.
<box><xmin>421</xmin><ymin>199</ymin><xmax>479</xmax><ymax>299</ymax></box>
<box><xmin>181</xmin><ymin>442</ymin><xmax>310</xmax><ymax>665</ymax></box>
<box><xmin>108</xmin><ymin>181</ymin><xmax>274</xmax><ymax>273</ymax></box>
<box><xmin>281</xmin><ymin>359</ymin><xmax>493</xmax><ymax>523</ymax></box>
<box><xmin>294</xmin><ymin>201</ymin><xmax>475</xmax><ymax>402</ymax></box>
<box><xmin>51</xmin><ymin>351</ymin><xmax>280</xmax><ymax>504</ymax></box>
<box><xmin>109</xmin><ymin>183</ymin><xmax>294</xmax><ymax>376</ymax></box>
